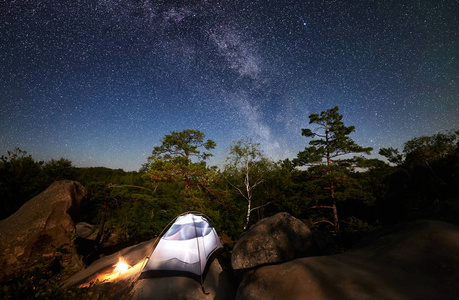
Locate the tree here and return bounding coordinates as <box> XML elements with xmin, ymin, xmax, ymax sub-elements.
<box><xmin>224</xmin><ymin>139</ymin><xmax>274</xmax><ymax>230</ymax></box>
<box><xmin>294</xmin><ymin>106</ymin><xmax>372</xmax><ymax>234</ymax></box>
<box><xmin>42</xmin><ymin>158</ymin><xmax>75</xmax><ymax>182</ymax></box>
<box><xmin>379</xmin><ymin>130</ymin><xmax>459</xmax><ymax>178</ymax></box>
<box><xmin>378</xmin><ymin>130</ymin><xmax>459</xmax><ymax>220</ymax></box>
<box><xmin>0</xmin><ymin>148</ymin><xmax>44</xmax><ymax>219</ymax></box>
<box><xmin>143</xmin><ymin>129</ymin><xmax>216</xmax><ymax>210</ymax></box>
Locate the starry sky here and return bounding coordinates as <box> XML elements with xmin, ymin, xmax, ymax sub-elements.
<box><xmin>1</xmin><ymin>0</ymin><xmax>458</xmax><ymax>171</ymax></box>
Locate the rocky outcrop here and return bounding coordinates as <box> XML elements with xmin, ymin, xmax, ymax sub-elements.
<box><xmin>0</xmin><ymin>180</ymin><xmax>86</xmax><ymax>282</ymax></box>
<box><xmin>231</xmin><ymin>212</ymin><xmax>313</xmax><ymax>272</ymax></box>
<box><xmin>65</xmin><ymin>215</ymin><xmax>459</xmax><ymax>299</ymax></box>
<box><xmin>236</xmin><ymin>220</ymin><xmax>459</xmax><ymax>300</ymax></box>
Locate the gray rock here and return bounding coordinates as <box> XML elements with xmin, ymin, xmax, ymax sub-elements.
<box><xmin>75</xmin><ymin>222</ymin><xmax>98</xmax><ymax>240</ymax></box>
<box><xmin>236</xmin><ymin>220</ymin><xmax>459</xmax><ymax>300</ymax></box>
<box><xmin>231</xmin><ymin>212</ymin><xmax>313</xmax><ymax>272</ymax></box>
<box><xmin>0</xmin><ymin>180</ymin><xmax>86</xmax><ymax>282</ymax></box>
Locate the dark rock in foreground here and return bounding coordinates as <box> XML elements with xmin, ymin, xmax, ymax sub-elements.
<box><xmin>232</xmin><ymin>212</ymin><xmax>313</xmax><ymax>273</ymax></box>
<box><xmin>0</xmin><ymin>180</ymin><xmax>86</xmax><ymax>282</ymax></box>
<box><xmin>236</xmin><ymin>220</ymin><xmax>459</xmax><ymax>300</ymax></box>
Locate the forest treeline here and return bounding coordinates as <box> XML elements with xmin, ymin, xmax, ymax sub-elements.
<box><xmin>1</xmin><ymin>107</ymin><xmax>458</xmax><ymax>247</ymax></box>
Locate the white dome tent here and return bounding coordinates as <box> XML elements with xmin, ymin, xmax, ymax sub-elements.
<box><xmin>139</xmin><ymin>212</ymin><xmax>223</xmax><ymax>291</ymax></box>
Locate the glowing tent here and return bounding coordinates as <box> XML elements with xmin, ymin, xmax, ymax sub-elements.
<box><xmin>140</xmin><ymin>212</ymin><xmax>223</xmax><ymax>282</ymax></box>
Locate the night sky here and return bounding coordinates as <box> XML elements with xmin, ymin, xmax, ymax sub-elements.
<box><xmin>1</xmin><ymin>0</ymin><xmax>458</xmax><ymax>171</ymax></box>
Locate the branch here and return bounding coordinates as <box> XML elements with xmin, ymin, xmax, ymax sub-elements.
<box><xmin>107</xmin><ymin>184</ymin><xmax>159</xmax><ymax>194</ymax></box>
<box><xmin>250</xmin><ymin>201</ymin><xmax>274</xmax><ymax>212</ymax></box>
<box><xmin>249</xmin><ymin>178</ymin><xmax>265</xmax><ymax>191</ymax></box>
<box><xmin>196</xmin><ymin>181</ymin><xmax>217</xmax><ymax>197</ymax></box>
<box><xmin>313</xmin><ymin>133</ymin><xmax>327</xmax><ymax>138</ymax></box>
<box><xmin>310</xmin><ymin>220</ymin><xmax>335</xmax><ymax>227</ymax></box>
<box><xmin>305</xmin><ymin>205</ymin><xmax>334</xmax><ymax>210</ymax></box>
<box><xmin>228</xmin><ymin>181</ymin><xmax>249</xmax><ymax>202</ymax></box>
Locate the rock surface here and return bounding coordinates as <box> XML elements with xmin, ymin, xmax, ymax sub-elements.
<box><xmin>0</xmin><ymin>180</ymin><xmax>86</xmax><ymax>282</ymax></box>
<box><xmin>75</xmin><ymin>222</ymin><xmax>98</xmax><ymax>240</ymax></box>
<box><xmin>130</xmin><ymin>257</ymin><xmax>236</xmax><ymax>300</ymax></box>
<box><xmin>232</xmin><ymin>212</ymin><xmax>313</xmax><ymax>272</ymax></box>
<box><xmin>66</xmin><ymin>238</ymin><xmax>237</xmax><ymax>300</ymax></box>
<box><xmin>236</xmin><ymin>220</ymin><xmax>459</xmax><ymax>300</ymax></box>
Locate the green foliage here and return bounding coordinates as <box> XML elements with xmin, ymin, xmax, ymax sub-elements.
<box><xmin>380</xmin><ymin>130</ymin><xmax>458</xmax><ymax>169</ymax></box>
<box><xmin>223</xmin><ymin>139</ymin><xmax>278</xmax><ymax>230</ymax></box>
<box><xmin>378</xmin><ymin>147</ymin><xmax>404</xmax><ymax>165</ymax></box>
<box><xmin>0</xmin><ymin>148</ymin><xmax>78</xmax><ymax>219</ymax></box>
<box><xmin>0</xmin><ymin>266</ymin><xmax>109</xmax><ymax>300</ymax></box>
<box><xmin>75</xmin><ymin>167</ymin><xmax>142</xmax><ymax>187</ymax></box>
<box><xmin>295</xmin><ymin>106</ymin><xmax>372</xmax><ymax>167</ymax></box>
<box><xmin>2</xmin><ymin>125</ymin><xmax>458</xmax><ymax>256</ymax></box>
<box><xmin>0</xmin><ymin>245</ymin><xmax>110</xmax><ymax>300</ymax></box>
<box><xmin>42</xmin><ymin>158</ymin><xmax>76</xmax><ymax>183</ymax></box>
<box><xmin>377</xmin><ymin>130</ymin><xmax>459</xmax><ymax>223</ymax></box>
<box><xmin>403</xmin><ymin>131</ymin><xmax>457</xmax><ymax>167</ymax></box>
<box><xmin>344</xmin><ymin>216</ymin><xmax>380</xmax><ymax>233</ymax></box>
<box><xmin>144</xmin><ymin>129</ymin><xmax>216</xmax><ymax>210</ymax></box>
<box><xmin>0</xmin><ymin>148</ymin><xmax>43</xmax><ymax>219</ymax></box>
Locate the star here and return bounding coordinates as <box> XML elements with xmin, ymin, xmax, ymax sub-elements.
<box><xmin>0</xmin><ymin>0</ymin><xmax>457</xmax><ymax>170</ymax></box>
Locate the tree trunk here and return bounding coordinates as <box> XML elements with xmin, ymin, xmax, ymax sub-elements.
<box><xmin>331</xmin><ymin>180</ymin><xmax>339</xmax><ymax>234</ymax></box>
<box><xmin>243</xmin><ymin>158</ymin><xmax>251</xmax><ymax>230</ymax></box>
<box><xmin>332</xmin><ymin>199</ymin><xmax>339</xmax><ymax>234</ymax></box>
<box><xmin>244</xmin><ymin>199</ymin><xmax>251</xmax><ymax>231</ymax></box>
<box><xmin>95</xmin><ymin>198</ymin><xmax>107</xmax><ymax>245</ymax></box>
<box><xmin>327</xmin><ymin>125</ymin><xmax>339</xmax><ymax>235</ymax></box>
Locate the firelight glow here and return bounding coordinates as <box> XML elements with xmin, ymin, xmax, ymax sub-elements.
<box><xmin>113</xmin><ymin>257</ymin><xmax>131</xmax><ymax>274</ymax></box>
<box><xmin>79</xmin><ymin>256</ymin><xmax>146</xmax><ymax>287</ymax></box>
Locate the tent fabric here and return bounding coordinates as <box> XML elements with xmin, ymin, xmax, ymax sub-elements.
<box><xmin>140</xmin><ymin>213</ymin><xmax>223</xmax><ymax>281</ymax></box>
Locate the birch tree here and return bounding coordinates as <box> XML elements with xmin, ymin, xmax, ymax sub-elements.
<box><xmin>224</xmin><ymin>139</ymin><xmax>273</xmax><ymax>230</ymax></box>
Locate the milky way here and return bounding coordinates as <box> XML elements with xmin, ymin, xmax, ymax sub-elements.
<box><xmin>1</xmin><ymin>0</ymin><xmax>458</xmax><ymax>170</ymax></box>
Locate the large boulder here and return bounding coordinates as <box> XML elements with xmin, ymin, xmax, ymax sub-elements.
<box><xmin>0</xmin><ymin>180</ymin><xmax>86</xmax><ymax>282</ymax></box>
<box><xmin>236</xmin><ymin>220</ymin><xmax>459</xmax><ymax>300</ymax></box>
<box><xmin>232</xmin><ymin>212</ymin><xmax>313</xmax><ymax>272</ymax></box>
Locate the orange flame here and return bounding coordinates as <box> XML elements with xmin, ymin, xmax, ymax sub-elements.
<box><xmin>113</xmin><ymin>256</ymin><xmax>131</xmax><ymax>274</ymax></box>
<box><xmin>79</xmin><ymin>256</ymin><xmax>146</xmax><ymax>288</ymax></box>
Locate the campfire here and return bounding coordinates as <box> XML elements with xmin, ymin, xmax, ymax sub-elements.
<box><xmin>79</xmin><ymin>255</ymin><xmax>146</xmax><ymax>287</ymax></box>
<box><xmin>113</xmin><ymin>256</ymin><xmax>131</xmax><ymax>274</ymax></box>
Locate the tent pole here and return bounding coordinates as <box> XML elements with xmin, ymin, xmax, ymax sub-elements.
<box><xmin>136</xmin><ymin>214</ymin><xmax>179</xmax><ymax>280</ymax></box>
<box><xmin>192</xmin><ymin>215</ymin><xmax>209</xmax><ymax>295</ymax></box>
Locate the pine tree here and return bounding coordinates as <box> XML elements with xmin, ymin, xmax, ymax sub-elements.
<box><xmin>294</xmin><ymin>106</ymin><xmax>372</xmax><ymax>234</ymax></box>
<box><xmin>144</xmin><ymin>129</ymin><xmax>216</xmax><ymax>210</ymax></box>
